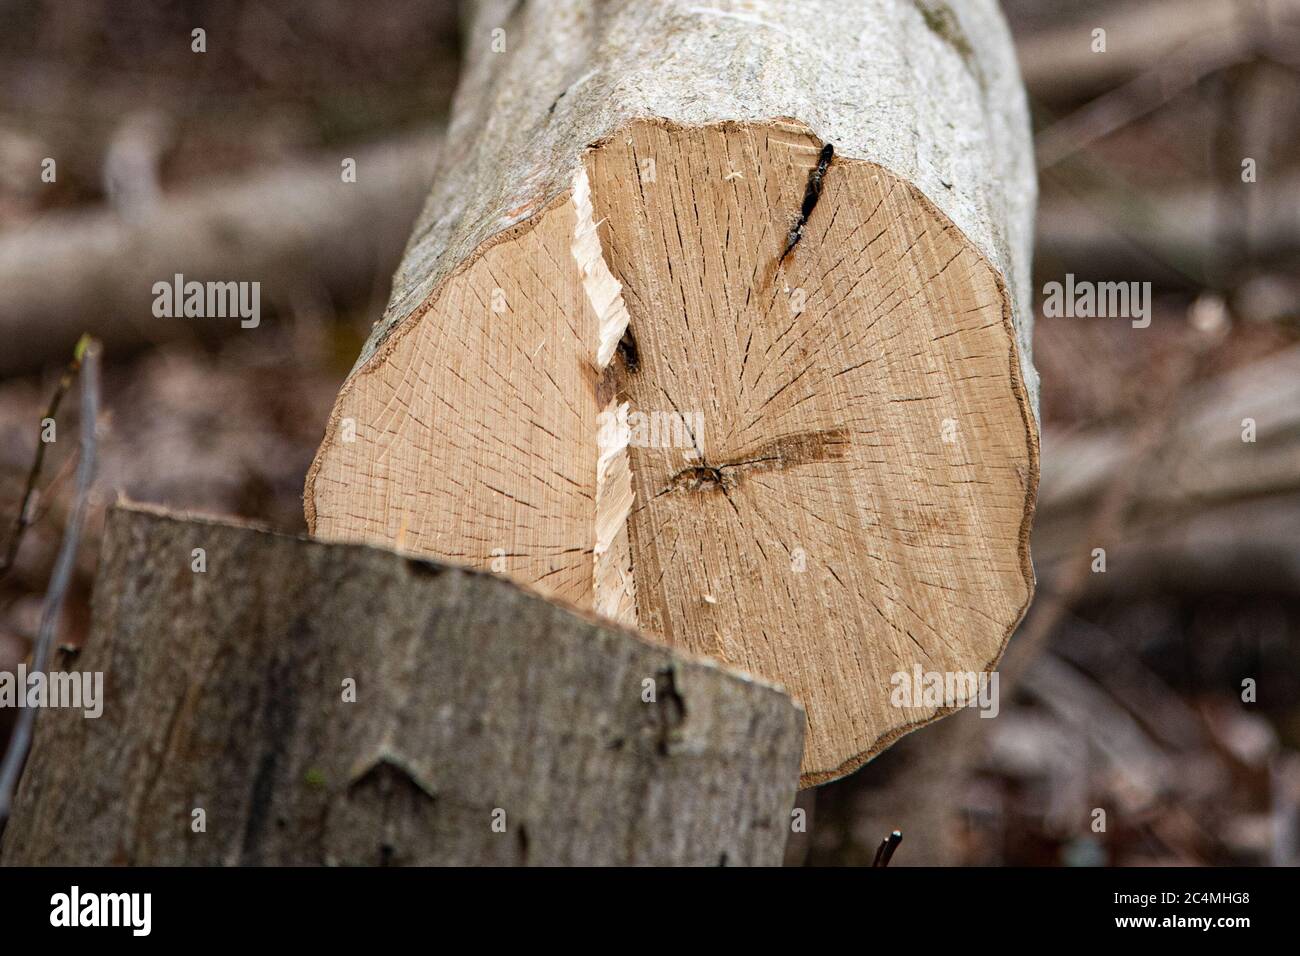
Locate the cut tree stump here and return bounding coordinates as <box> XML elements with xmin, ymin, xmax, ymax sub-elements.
<box><xmin>0</xmin><ymin>505</ymin><xmax>803</xmax><ymax>866</ymax></box>
<box><xmin>306</xmin><ymin>0</ymin><xmax>1040</xmax><ymax>786</ymax></box>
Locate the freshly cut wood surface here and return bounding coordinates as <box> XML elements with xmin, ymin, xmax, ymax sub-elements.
<box><xmin>307</xmin><ymin>0</ymin><xmax>1039</xmax><ymax>785</ymax></box>
<box><xmin>1</xmin><ymin>505</ymin><xmax>803</xmax><ymax>866</ymax></box>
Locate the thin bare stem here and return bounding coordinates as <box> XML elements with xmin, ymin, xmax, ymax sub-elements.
<box><xmin>0</xmin><ymin>355</ymin><xmax>84</xmax><ymax>581</ymax></box>
<box><xmin>872</xmin><ymin>830</ymin><xmax>903</xmax><ymax>867</ymax></box>
<box><xmin>0</xmin><ymin>339</ymin><xmax>100</xmax><ymax>825</ymax></box>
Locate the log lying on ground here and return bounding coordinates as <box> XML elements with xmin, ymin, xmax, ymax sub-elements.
<box><xmin>0</xmin><ymin>505</ymin><xmax>803</xmax><ymax>866</ymax></box>
<box><xmin>0</xmin><ymin>131</ymin><xmax>439</xmax><ymax>376</ymax></box>
<box><xmin>306</xmin><ymin>0</ymin><xmax>1040</xmax><ymax>786</ymax></box>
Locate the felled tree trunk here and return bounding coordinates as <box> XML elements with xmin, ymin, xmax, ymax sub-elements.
<box><xmin>0</xmin><ymin>505</ymin><xmax>803</xmax><ymax>866</ymax></box>
<box><xmin>306</xmin><ymin>0</ymin><xmax>1039</xmax><ymax>786</ymax></box>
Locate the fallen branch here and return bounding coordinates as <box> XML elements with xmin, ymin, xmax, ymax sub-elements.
<box><xmin>1036</xmin><ymin>175</ymin><xmax>1300</xmax><ymax>288</ymax></box>
<box><xmin>1033</xmin><ymin>31</ymin><xmax>1255</xmax><ymax>170</ymax></box>
<box><xmin>0</xmin><ymin>131</ymin><xmax>439</xmax><ymax>376</ymax></box>
<box><xmin>1016</xmin><ymin>0</ymin><xmax>1300</xmax><ymax>103</ymax></box>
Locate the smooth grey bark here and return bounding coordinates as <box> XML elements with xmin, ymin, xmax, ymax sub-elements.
<box><xmin>1</xmin><ymin>505</ymin><xmax>803</xmax><ymax>866</ymax></box>
<box><xmin>357</xmin><ymin>0</ymin><xmax>1039</xmax><ymax>415</ymax></box>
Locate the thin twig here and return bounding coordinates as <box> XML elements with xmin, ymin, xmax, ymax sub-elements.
<box><xmin>872</xmin><ymin>830</ymin><xmax>903</xmax><ymax>867</ymax></box>
<box><xmin>0</xmin><ymin>339</ymin><xmax>100</xmax><ymax>825</ymax></box>
<box><xmin>0</xmin><ymin>352</ymin><xmax>87</xmax><ymax>582</ymax></box>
